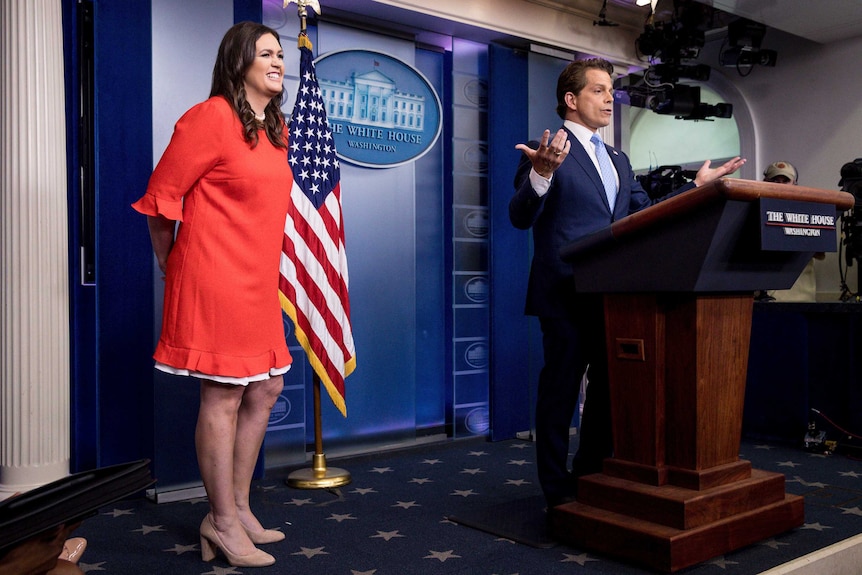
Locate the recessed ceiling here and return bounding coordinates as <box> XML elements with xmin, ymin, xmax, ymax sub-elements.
<box><xmin>293</xmin><ymin>0</ymin><xmax>862</xmax><ymax>47</ymax></box>
<box><xmin>693</xmin><ymin>0</ymin><xmax>862</xmax><ymax>44</ymax></box>
<box><xmin>574</xmin><ymin>0</ymin><xmax>862</xmax><ymax>44</ymax></box>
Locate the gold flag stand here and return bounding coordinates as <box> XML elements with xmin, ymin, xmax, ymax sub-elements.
<box><xmin>283</xmin><ymin>0</ymin><xmax>351</xmax><ymax>490</ymax></box>
<box><xmin>286</xmin><ymin>374</ymin><xmax>351</xmax><ymax>489</ymax></box>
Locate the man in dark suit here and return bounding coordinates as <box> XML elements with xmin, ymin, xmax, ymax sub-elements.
<box><xmin>510</xmin><ymin>58</ymin><xmax>745</xmax><ymax>507</ymax></box>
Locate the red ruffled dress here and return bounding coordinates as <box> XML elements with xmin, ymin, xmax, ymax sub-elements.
<box><xmin>132</xmin><ymin>96</ymin><xmax>293</xmax><ymax>382</ymax></box>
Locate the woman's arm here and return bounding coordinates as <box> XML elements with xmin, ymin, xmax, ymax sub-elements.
<box><xmin>146</xmin><ymin>215</ymin><xmax>177</xmax><ymax>276</ymax></box>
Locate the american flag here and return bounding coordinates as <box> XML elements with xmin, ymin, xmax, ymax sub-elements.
<box><xmin>279</xmin><ymin>37</ymin><xmax>355</xmax><ymax>417</ymax></box>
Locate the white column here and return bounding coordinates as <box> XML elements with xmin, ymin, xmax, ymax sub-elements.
<box><xmin>0</xmin><ymin>0</ymin><xmax>70</xmax><ymax>495</ymax></box>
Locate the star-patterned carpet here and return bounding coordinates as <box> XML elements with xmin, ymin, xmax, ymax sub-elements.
<box><xmin>71</xmin><ymin>436</ymin><xmax>862</xmax><ymax>574</ymax></box>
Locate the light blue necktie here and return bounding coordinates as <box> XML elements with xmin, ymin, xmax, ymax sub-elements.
<box><xmin>591</xmin><ymin>133</ymin><xmax>618</xmax><ymax>211</ymax></box>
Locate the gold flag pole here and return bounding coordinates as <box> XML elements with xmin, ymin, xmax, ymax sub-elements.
<box><xmin>284</xmin><ymin>0</ymin><xmax>351</xmax><ymax>490</ymax></box>
<box><xmin>287</xmin><ymin>374</ymin><xmax>351</xmax><ymax>489</ymax></box>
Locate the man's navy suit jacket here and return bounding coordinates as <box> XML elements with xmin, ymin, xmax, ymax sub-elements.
<box><xmin>509</xmin><ymin>126</ymin><xmax>695</xmax><ymax>318</ymax></box>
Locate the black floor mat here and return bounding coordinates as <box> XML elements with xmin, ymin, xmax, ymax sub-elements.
<box><xmin>448</xmin><ymin>495</ymin><xmax>558</xmax><ymax>549</ymax></box>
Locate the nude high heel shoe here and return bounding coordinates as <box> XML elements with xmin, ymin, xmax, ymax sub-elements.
<box><xmin>199</xmin><ymin>514</ymin><xmax>276</xmax><ymax>567</ymax></box>
<box><xmin>243</xmin><ymin>525</ymin><xmax>285</xmax><ymax>544</ymax></box>
<box><xmin>59</xmin><ymin>537</ymin><xmax>88</xmax><ymax>563</ymax></box>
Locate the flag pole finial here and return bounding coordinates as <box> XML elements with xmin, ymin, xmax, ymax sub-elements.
<box><xmin>284</xmin><ymin>0</ymin><xmax>321</xmax><ymax>36</ymax></box>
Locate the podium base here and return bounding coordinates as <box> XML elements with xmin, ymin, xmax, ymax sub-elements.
<box><xmin>549</xmin><ymin>469</ymin><xmax>804</xmax><ymax>572</ymax></box>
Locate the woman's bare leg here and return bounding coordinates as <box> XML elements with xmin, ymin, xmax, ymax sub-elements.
<box><xmin>195</xmin><ymin>379</ymin><xmax>257</xmax><ymax>556</ymax></box>
<box><xmin>233</xmin><ymin>375</ymin><xmax>284</xmax><ymax>533</ymax></box>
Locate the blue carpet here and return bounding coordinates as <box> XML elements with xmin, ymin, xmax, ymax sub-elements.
<box><xmin>71</xmin><ymin>437</ymin><xmax>862</xmax><ymax>574</ymax></box>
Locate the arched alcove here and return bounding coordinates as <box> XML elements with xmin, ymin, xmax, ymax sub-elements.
<box><xmin>624</xmin><ymin>73</ymin><xmax>755</xmax><ymax>182</ymax></box>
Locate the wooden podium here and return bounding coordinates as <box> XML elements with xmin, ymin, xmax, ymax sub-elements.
<box><xmin>552</xmin><ymin>179</ymin><xmax>854</xmax><ymax>572</ymax></box>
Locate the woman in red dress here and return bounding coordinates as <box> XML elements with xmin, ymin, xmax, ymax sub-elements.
<box><xmin>132</xmin><ymin>22</ymin><xmax>293</xmax><ymax>568</ymax></box>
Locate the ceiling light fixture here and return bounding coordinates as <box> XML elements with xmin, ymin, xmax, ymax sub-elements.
<box><xmin>594</xmin><ymin>0</ymin><xmax>619</xmax><ymax>27</ymax></box>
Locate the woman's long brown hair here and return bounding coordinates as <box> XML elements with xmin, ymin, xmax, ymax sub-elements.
<box><xmin>210</xmin><ymin>21</ymin><xmax>287</xmax><ymax>149</ymax></box>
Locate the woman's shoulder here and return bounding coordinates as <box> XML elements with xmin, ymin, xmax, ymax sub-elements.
<box><xmin>178</xmin><ymin>96</ymin><xmax>236</xmax><ymax>126</ymax></box>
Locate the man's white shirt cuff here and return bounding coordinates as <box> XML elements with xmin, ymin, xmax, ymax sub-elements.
<box><xmin>530</xmin><ymin>168</ymin><xmax>552</xmax><ymax>197</ymax></box>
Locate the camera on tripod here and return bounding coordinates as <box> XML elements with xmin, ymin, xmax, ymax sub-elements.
<box><xmin>839</xmin><ymin>158</ymin><xmax>862</xmax><ymax>266</ymax></box>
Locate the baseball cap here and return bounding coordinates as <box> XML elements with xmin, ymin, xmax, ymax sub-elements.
<box><xmin>763</xmin><ymin>161</ymin><xmax>797</xmax><ymax>183</ymax></box>
<box><xmin>839</xmin><ymin>158</ymin><xmax>862</xmax><ymax>188</ymax></box>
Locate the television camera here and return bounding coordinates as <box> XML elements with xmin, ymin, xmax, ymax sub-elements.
<box><xmin>838</xmin><ymin>158</ymin><xmax>862</xmax><ymax>300</ymax></box>
<box><xmin>614</xmin><ymin>0</ymin><xmax>736</xmax><ymax>121</ymax></box>
<box><xmin>840</xmin><ymin>159</ymin><xmax>862</xmax><ymax>263</ymax></box>
<box><xmin>636</xmin><ymin>165</ymin><xmax>698</xmax><ymax>199</ymax></box>
<box><xmin>719</xmin><ymin>18</ymin><xmax>778</xmax><ymax>70</ymax></box>
<box><xmin>615</xmin><ymin>78</ymin><xmax>732</xmax><ymax>121</ymax></box>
